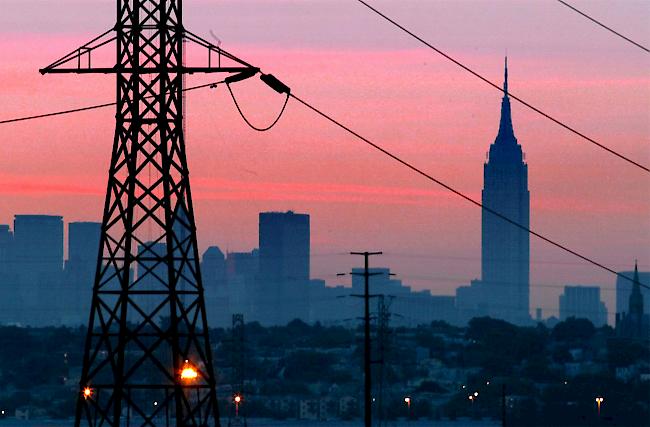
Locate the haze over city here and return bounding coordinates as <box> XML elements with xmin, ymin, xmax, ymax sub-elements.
<box><xmin>1</xmin><ymin>1</ymin><xmax>649</xmax><ymax>321</ymax></box>
<box><xmin>1</xmin><ymin>1</ymin><xmax>649</xmax><ymax>426</ymax></box>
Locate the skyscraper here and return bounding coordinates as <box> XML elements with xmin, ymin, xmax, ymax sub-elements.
<box><xmin>13</xmin><ymin>215</ymin><xmax>64</xmax><ymax>325</ymax></box>
<box><xmin>258</xmin><ymin>211</ymin><xmax>310</xmax><ymax>325</ymax></box>
<box><xmin>259</xmin><ymin>211</ymin><xmax>310</xmax><ymax>282</ymax></box>
<box><xmin>559</xmin><ymin>285</ymin><xmax>607</xmax><ymax>327</ymax></box>
<box><xmin>13</xmin><ymin>215</ymin><xmax>64</xmax><ymax>279</ymax></box>
<box><xmin>68</xmin><ymin>222</ymin><xmax>101</xmax><ymax>265</ymax></box>
<box><xmin>202</xmin><ymin>246</ymin><xmax>228</xmax><ymax>327</ymax></box>
<box><xmin>481</xmin><ymin>58</ymin><xmax>530</xmax><ymax>324</ymax></box>
<box><xmin>0</xmin><ymin>225</ymin><xmax>12</xmax><ymax>274</ymax></box>
<box><xmin>65</xmin><ymin>222</ymin><xmax>101</xmax><ymax>325</ymax></box>
<box><xmin>0</xmin><ymin>224</ymin><xmax>15</xmax><ymax>325</ymax></box>
<box><xmin>226</xmin><ymin>250</ymin><xmax>259</xmax><ymax>320</ymax></box>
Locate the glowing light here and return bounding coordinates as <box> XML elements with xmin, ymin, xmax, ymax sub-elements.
<box><xmin>83</xmin><ymin>387</ymin><xmax>93</xmax><ymax>400</ymax></box>
<box><xmin>180</xmin><ymin>360</ymin><xmax>199</xmax><ymax>381</ymax></box>
<box><xmin>468</xmin><ymin>395</ymin><xmax>474</xmax><ymax>401</ymax></box>
<box><xmin>595</xmin><ymin>396</ymin><xmax>604</xmax><ymax>416</ymax></box>
<box><xmin>404</xmin><ymin>397</ymin><xmax>410</xmax><ymax>404</ymax></box>
<box><xmin>474</xmin><ymin>392</ymin><xmax>479</xmax><ymax>397</ymax></box>
<box><xmin>153</xmin><ymin>401</ymin><xmax>158</xmax><ymax>407</ymax></box>
<box><xmin>234</xmin><ymin>395</ymin><xmax>242</xmax><ymax>404</ymax></box>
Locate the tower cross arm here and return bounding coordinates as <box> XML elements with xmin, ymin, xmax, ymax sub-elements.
<box><xmin>39</xmin><ymin>28</ymin><xmax>116</xmax><ymax>74</ymax></box>
<box><xmin>40</xmin><ymin>28</ymin><xmax>256</xmax><ymax>76</ymax></box>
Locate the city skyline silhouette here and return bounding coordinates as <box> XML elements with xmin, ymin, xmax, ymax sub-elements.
<box><xmin>0</xmin><ymin>2</ymin><xmax>648</xmax><ymax>426</ymax></box>
<box><xmin>1</xmin><ymin>2</ymin><xmax>647</xmax><ymax>319</ymax></box>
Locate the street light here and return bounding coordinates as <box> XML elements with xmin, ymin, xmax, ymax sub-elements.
<box><xmin>180</xmin><ymin>360</ymin><xmax>199</xmax><ymax>381</ymax></box>
<box><xmin>468</xmin><ymin>394</ymin><xmax>477</xmax><ymax>417</ymax></box>
<box><xmin>595</xmin><ymin>396</ymin><xmax>604</xmax><ymax>417</ymax></box>
<box><xmin>83</xmin><ymin>387</ymin><xmax>93</xmax><ymax>400</ymax></box>
<box><xmin>404</xmin><ymin>397</ymin><xmax>411</xmax><ymax>420</ymax></box>
<box><xmin>234</xmin><ymin>394</ymin><xmax>243</xmax><ymax>417</ymax></box>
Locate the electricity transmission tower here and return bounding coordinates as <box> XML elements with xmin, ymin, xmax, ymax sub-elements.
<box><xmin>40</xmin><ymin>1</ymin><xmax>255</xmax><ymax>426</ymax></box>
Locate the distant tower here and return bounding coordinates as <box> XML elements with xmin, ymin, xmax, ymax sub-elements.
<box><xmin>481</xmin><ymin>58</ymin><xmax>530</xmax><ymax>324</ymax></box>
<box><xmin>65</xmin><ymin>222</ymin><xmax>101</xmax><ymax>325</ymax></box>
<box><xmin>258</xmin><ymin>211</ymin><xmax>310</xmax><ymax>325</ymax></box>
<box><xmin>13</xmin><ymin>215</ymin><xmax>64</xmax><ymax>326</ymax></box>
<box><xmin>629</xmin><ymin>262</ymin><xmax>644</xmax><ymax>318</ymax></box>
<box><xmin>616</xmin><ymin>262</ymin><xmax>649</xmax><ymax>339</ymax></box>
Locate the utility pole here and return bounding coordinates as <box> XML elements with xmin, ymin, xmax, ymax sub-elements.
<box><xmin>228</xmin><ymin>314</ymin><xmax>247</xmax><ymax>427</ymax></box>
<box><xmin>376</xmin><ymin>295</ymin><xmax>394</xmax><ymax>427</ymax></box>
<box><xmin>350</xmin><ymin>251</ymin><xmax>383</xmax><ymax>427</ymax></box>
<box><xmin>501</xmin><ymin>384</ymin><xmax>506</xmax><ymax>427</ymax></box>
<box><xmin>40</xmin><ymin>2</ymin><xmax>255</xmax><ymax>426</ymax></box>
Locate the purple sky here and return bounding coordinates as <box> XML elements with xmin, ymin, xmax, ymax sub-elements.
<box><xmin>0</xmin><ymin>0</ymin><xmax>649</xmax><ymax>321</ymax></box>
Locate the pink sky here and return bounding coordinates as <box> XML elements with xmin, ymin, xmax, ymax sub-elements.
<box><xmin>1</xmin><ymin>0</ymin><xmax>649</xmax><ymax>320</ymax></box>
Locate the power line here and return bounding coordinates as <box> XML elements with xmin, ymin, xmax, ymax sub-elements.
<box><xmin>556</xmin><ymin>0</ymin><xmax>650</xmax><ymax>53</ymax></box>
<box><xmin>352</xmin><ymin>0</ymin><xmax>650</xmax><ymax>174</ymax></box>
<box><xmin>0</xmin><ymin>81</ymin><xmax>223</xmax><ymax>125</ymax></box>
<box><xmin>382</xmin><ymin>251</ymin><xmax>648</xmax><ymax>269</ymax></box>
<box><xmin>322</xmin><ymin>268</ymin><xmax>637</xmax><ymax>293</ymax></box>
<box><xmin>0</xmin><ymin>102</ymin><xmax>115</xmax><ymax>125</ymax></box>
<box><xmin>238</xmin><ymin>250</ymin><xmax>646</xmax><ymax>270</ymax></box>
<box><xmin>288</xmin><ymin>92</ymin><xmax>650</xmax><ymax>292</ymax></box>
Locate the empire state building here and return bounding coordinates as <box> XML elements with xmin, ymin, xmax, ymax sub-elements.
<box><xmin>481</xmin><ymin>58</ymin><xmax>530</xmax><ymax>324</ymax></box>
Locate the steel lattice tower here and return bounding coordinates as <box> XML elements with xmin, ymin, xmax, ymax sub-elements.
<box><xmin>40</xmin><ymin>1</ymin><xmax>254</xmax><ymax>426</ymax></box>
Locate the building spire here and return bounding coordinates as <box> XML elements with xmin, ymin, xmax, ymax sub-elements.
<box><xmin>629</xmin><ymin>259</ymin><xmax>644</xmax><ymax>316</ymax></box>
<box><xmin>504</xmin><ymin>56</ymin><xmax>508</xmax><ymax>96</ymax></box>
<box><xmin>496</xmin><ymin>56</ymin><xmax>515</xmax><ymax>142</ymax></box>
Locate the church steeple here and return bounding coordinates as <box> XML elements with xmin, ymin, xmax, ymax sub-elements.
<box><xmin>496</xmin><ymin>56</ymin><xmax>515</xmax><ymax>142</ymax></box>
<box><xmin>629</xmin><ymin>260</ymin><xmax>644</xmax><ymax>316</ymax></box>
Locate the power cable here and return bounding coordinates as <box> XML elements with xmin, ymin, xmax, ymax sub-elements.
<box><xmin>226</xmin><ymin>82</ymin><xmax>289</xmax><ymax>132</ymax></box>
<box><xmin>556</xmin><ymin>0</ymin><xmax>650</xmax><ymax>53</ymax></box>
<box><xmin>352</xmin><ymin>0</ymin><xmax>650</xmax><ymax>174</ymax></box>
<box><xmin>0</xmin><ymin>102</ymin><xmax>115</xmax><ymax>125</ymax></box>
<box><xmin>287</xmin><ymin>92</ymin><xmax>650</xmax><ymax>292</ymax></box>
<box><xmin>0</xmin><ymin>81</ymin><xmax>224</xmax><ymax>125</ymax></box>
<box><xmin>382</xmin><ymin>251</ymin><xmax>648</xmax><ymax>269</ymax></box>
